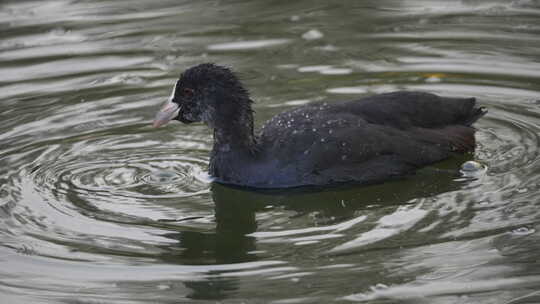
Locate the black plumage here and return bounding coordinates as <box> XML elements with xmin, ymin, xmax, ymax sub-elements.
<box><xmin>153</xmin><ymin>63</ymin><xmax>486</xmax><ymax>188</ymax></box>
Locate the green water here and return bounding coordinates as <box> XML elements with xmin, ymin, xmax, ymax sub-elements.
<box><xmin>1</xmin><ymin>0</ymin><xmax>539</xmax><ymax>303</ymax></box>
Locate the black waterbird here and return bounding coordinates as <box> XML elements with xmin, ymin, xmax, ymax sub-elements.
<box><xmin>153</xmin><ymin>63</ymin><xmax>486</xmax><ymax>189</ymax></box>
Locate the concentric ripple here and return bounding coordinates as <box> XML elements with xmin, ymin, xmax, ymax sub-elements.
<box><xmin>34</xmin><ymin>149</ymin><xmax>210</xmax><ymax>199</ymax></box>
<box><xmin>23</xmin><ymin>135</ymin><xmax>213</xmax><ymax>224</ymax></box>
<box><xmin>0</xmin><ymin>127</ymin><xmax>216</xmax><ymax>264</ymax></box>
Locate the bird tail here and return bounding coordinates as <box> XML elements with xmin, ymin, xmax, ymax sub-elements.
<box><xmin>463</xmin><ymin>98</ymin><xmax>488</xmax><ymax>126</ymax></box>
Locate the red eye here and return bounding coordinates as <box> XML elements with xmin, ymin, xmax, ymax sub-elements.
<box><xmin>183</xmin><ymin>88</ymin><xmax>194</xmax><ymax>97</ymax></box>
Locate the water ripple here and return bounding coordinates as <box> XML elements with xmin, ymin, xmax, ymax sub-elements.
<box><xmin>0</xmin><ymin>0</ymin><xmax>540</xmax><ymax>302</ymax></box>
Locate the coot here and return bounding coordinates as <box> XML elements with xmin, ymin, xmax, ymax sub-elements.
<box><xmin>153</xmin><ymin>63</ymin><xmax>486</xmax><ymax>188</ymax></box>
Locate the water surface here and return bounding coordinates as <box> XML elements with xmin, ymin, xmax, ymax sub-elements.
<box><xmin>1</xmin><ymin>0</ymin><xmax>540</xmax><ymax>303</ymax></box>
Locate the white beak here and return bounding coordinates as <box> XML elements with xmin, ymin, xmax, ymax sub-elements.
<box><xmin>153</xmin><ymin>100</ymin><xmax>180</xmax><ymax>128</ymax></box>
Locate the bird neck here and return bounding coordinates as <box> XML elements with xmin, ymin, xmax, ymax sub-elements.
<box><xmin>211</xmin><ymin>98</ymin><xmax>257</xmax><ymax>155</ymax></box>
<box><xmin>209</xmin><ymin>101</ymin><xmax>257</xmax><ymax>182</ymax></box>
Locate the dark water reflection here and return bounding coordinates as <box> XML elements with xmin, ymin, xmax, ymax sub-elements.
<box><xmin>1</xmin><ymin>0</ymin><xmax>540</xmax><ymax>303</ymax></box>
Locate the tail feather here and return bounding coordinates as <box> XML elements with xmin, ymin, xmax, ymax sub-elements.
<box><xmin>413</xmin><ymin>125</ymin><xmax>478</xmax><ymax>153</ymax></box>
<box><xmin>445</xmin><ymin>99</ymin><xmax>486</xmax><ymax>151</ymax></box>
<box><xmin>441</xmin><ymin>125</ymin><xmax>477</xmax><ymax>152</ymax></box>
<box><xmin>464</xmin><ymin>103</ymin><xmax>488</xmax><ymax>126</ymax></box>
<box><xmin>411</xmin><ymin>98</ymin><xmax>486</xmax><ymax>154</ymax></box>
